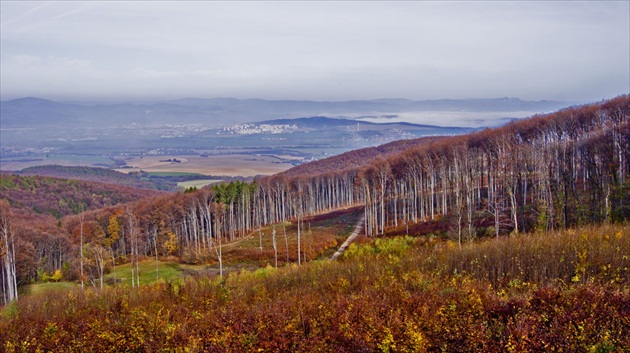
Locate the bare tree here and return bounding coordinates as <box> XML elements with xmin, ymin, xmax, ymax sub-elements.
<box><xmin>373</xmin><ymin>159</ymin><xmax>392</xmax><ymax>235</ymax></box>
<box><xmin>0</xmin><ymin>200</ymin><xmax>17</xmax><ymax>304</ymax></box>
<box><xmin>126</xmin><ymin>206</ymin><xmax>140</xmax><ymax>288</ymax></box>
<box><xmin>272</xmin><ymin>225</ymin><xmax>277</xmax><ymax>268</ymax></box>
<box><xmin>79</xmin><ymin>210</ymin><xmax>85</xmax><ymax>289</ymax></box>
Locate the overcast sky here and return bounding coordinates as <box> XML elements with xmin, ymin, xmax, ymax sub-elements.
<box><xmin>1</xmin><ymin>1</ymin><xmax>628</xmax><ymax>102</ymax></box>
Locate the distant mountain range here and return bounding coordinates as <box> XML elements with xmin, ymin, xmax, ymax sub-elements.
<box><xmin>257</xmin><ymin>116</ymin><xmax>462</xmax><ymax>129</ymax></box>
<box><xmin>0</xmin><ymin>96</ymin><xmax>572</xmax><ymax>166</ymax></box>
<box><xmin>1</xmin><ymin>96</ymin><xmax>570</xmax><ymax>129</ymax></box>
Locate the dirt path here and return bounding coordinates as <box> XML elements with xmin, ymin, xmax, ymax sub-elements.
<box><xmin>331</xmin><ymin>215</ymin><xmax>365</xmax><ymax>260</ymax></box>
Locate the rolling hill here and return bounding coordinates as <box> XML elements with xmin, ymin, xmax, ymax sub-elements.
<box><xmin>0</xmin><ymin>173</ymin><xmax>164</xmax><ymax>218</ymax></box>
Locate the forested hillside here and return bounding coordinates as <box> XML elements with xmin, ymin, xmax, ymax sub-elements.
<box><xmin>274</xmin><ymin>95</ymin><xmax>629</xmax><ymax>239</ymax></box>
<box><xmin>17</xmin><ymin>165</ymin><xmax>235</xmax><ymax>191</ymax></box>
<box><xmin>281</xmin><ymin>136</ymin><xmax>446</xmax><ymax>177</ymax></box>
<box><xmin>0</xmin><ymin>95</ymin><xmax>628</xmax><ymax>305</ymax></box>
<box><xmin>0</xmin><ymin>174</ymin><xmax>163</xmax><ymax>218</ymax></box>
<box><xmin>18</xmin><ymin>166</ymin><xmax>164</xmax><ymax>190</ymax></box>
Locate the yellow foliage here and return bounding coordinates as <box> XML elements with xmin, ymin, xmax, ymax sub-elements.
<box><xmin>164</xmin><ymin>232</ymin><xmax>179</xmax><ymax>256</ymax></box>
<box><xmin>378</xmin><ymin>328</ymin><xmax>396</xmax><ymax>353</ymax></box>
<box><xmin>50</xmin><ymin>269</ymin><xmax>63</xmax><ymax>282</ymax></box>
<box><xmin>403</xmin><ymin>321</ymin><xmax>427</xmax><ymax>353</ymax></box>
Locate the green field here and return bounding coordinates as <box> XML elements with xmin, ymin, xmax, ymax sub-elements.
<box><xmin>17</xmin><ymin>261</ymin><xmax>190</xmax><ymax>299</ymax></box>
<box><xmin>20</xmin><ymin>281</ymin><xmax>80</xmax><ymax>296</ymax></box>
<box><xmin>104</xmin><ymin>260</ymin><xmax>184</xmax><ymax>286</ymax></box>
<box><xmin>177</xmin><ymin>179</ymin><xmax>223</xmax><ymax>189</ymax></box>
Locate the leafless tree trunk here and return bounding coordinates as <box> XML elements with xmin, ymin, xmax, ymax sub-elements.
<box><xmin>0</xmin><ymin>200</ymin><xmax>17</xmax><ymax>304</ymax></box>
<box><xmin>126</xmin><ymin>207</ymin><xmax>140</xmax><ymax>288</ymax></box>
<box><xmin>272</xmin><ymin>225</ymin><xmax>277</xmax><ymax>268</ymax></box>
<box><xmin>79</xmin><ymin>211</ymin><xmax>85</xmax><ymax>290</ymax></box>
<box><xmin>283</xmin><ymin>221</ymin><xmax>289</xmax><ymax>262</ymax></box>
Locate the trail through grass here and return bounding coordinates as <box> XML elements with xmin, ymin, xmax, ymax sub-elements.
<box><xmin>20</xmin><ymin>282</ymin><xmax>80</xmax><ymax>297</ymax></box>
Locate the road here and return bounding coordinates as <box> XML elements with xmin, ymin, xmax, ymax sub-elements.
<box><xmin>331</xmin><ymin>215</ymin><xmax>365</xmax><ymax>260</ymax></box>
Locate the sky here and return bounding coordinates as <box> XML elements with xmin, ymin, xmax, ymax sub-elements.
<box><xmin>1</xmin><ymin>1</ymin><xmax>628</xmax><ymax>103</ymax></box>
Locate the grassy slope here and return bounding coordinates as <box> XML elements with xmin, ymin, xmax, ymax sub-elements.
<box><xmin>103</xmin><ymin>261</ymin><xmax>184</xmax><ymax>287</ymax></box>
<box><xmin>19</xmin><ymin>282</ymin><xmax>80</xmax><ymax>297</ymax></box>
<box><xmin>13</xmin><ymin>206</ymin><xmax>363</xmax><ymax>296</ymax></box>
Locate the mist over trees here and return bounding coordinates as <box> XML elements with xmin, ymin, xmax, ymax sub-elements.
<box><xmin>0</xmin><ymin>95</ymin><xmax>628</xmax><ymax>300</ymax></box>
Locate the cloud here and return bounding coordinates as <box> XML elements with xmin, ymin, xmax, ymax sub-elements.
<box><xmin>1</xmin><ymin>1</ymin><xmax>628</xmax><ymax>102</ymax></box>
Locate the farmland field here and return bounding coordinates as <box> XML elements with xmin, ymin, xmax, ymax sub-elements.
<box><xmin>115</xmin><ymin>154</ymin><xmax>294</xmax><ymax>177</ymax></box>
<box><xmin>177</xmin><ymin>179</ymin><xmax>223</xmax><ymax>189</ymax></box>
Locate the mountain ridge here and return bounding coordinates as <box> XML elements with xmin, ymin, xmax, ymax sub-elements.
<box><xmin>257</xmin><ymin>116</ymin><xmax>467</xmax><ymax>130</ymax></box>
<box><xmin>1</xmin><ymin>96</ymin><xmax>570</xmax><ymax>128</ymax></box>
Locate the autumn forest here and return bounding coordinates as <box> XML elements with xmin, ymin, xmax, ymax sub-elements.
<box><xmin>1</xmin><ymin>95</ymin><xmax>629</xmax><ymax>352</ymax></box>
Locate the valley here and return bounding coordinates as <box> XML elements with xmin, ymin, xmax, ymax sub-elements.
<box><xmin>0</xmin><ymin>116</ymin><xmax>467</xmax><ymax>178</ymax></box>
<box><xmin>1</xmin><ymin>96</ymin><xmax>562</xmax><ymax>176</ymax></box>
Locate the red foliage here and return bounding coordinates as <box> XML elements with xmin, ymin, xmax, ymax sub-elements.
<box><xmin>0</xmin><ymin>173</ymin><xmax>163</xmax><ymax>219</ymax></box>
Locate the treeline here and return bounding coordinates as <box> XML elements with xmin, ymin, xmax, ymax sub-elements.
<box><xmin>271</xmin><ymin>95</ymin><xmax>629</xmax><ymax>240</ymax></box>
<box><xmin>19</xmin><ymin>165</ymin><xmax>161</xmax><ymax>190</ymax></box>
<box><xmin>281</xmin><ymin>135</ymin><xmax>445</xmax><ymax>178</ymax></box>
<box><xmin>19</xmin><ymin>165</ymin><xmax>252</xmax><ymax>191</ymax></box>
<box><xmin>1</xmin><ymin>95</ymin><xmax>628</xmax><ymax>302</ymax></box>
<box><xmin>358</xmin><ymin>95</ymin><xmax>629</xmax><ymax>239</ymax></box>
<box><xmin>145</xmin><ymin>95</ymin><xmax>628</xmax><ymax>249</ymax></box>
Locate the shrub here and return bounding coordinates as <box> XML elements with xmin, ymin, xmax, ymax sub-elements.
<box><xmin>1</xmin><ymin>224</ymin><xmax>628</xmax><ymax>352</ymax></box>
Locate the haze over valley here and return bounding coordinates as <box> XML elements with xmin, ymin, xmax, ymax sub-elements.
<box><xmin>1</xmin><ymin>1</ymin><xmax>625</xmax><ymax>178</ymax></box>
<box><xmin>0</xmin><ymin>96</ymin><xmax>568</xmax><ymax>177</ymax></box>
